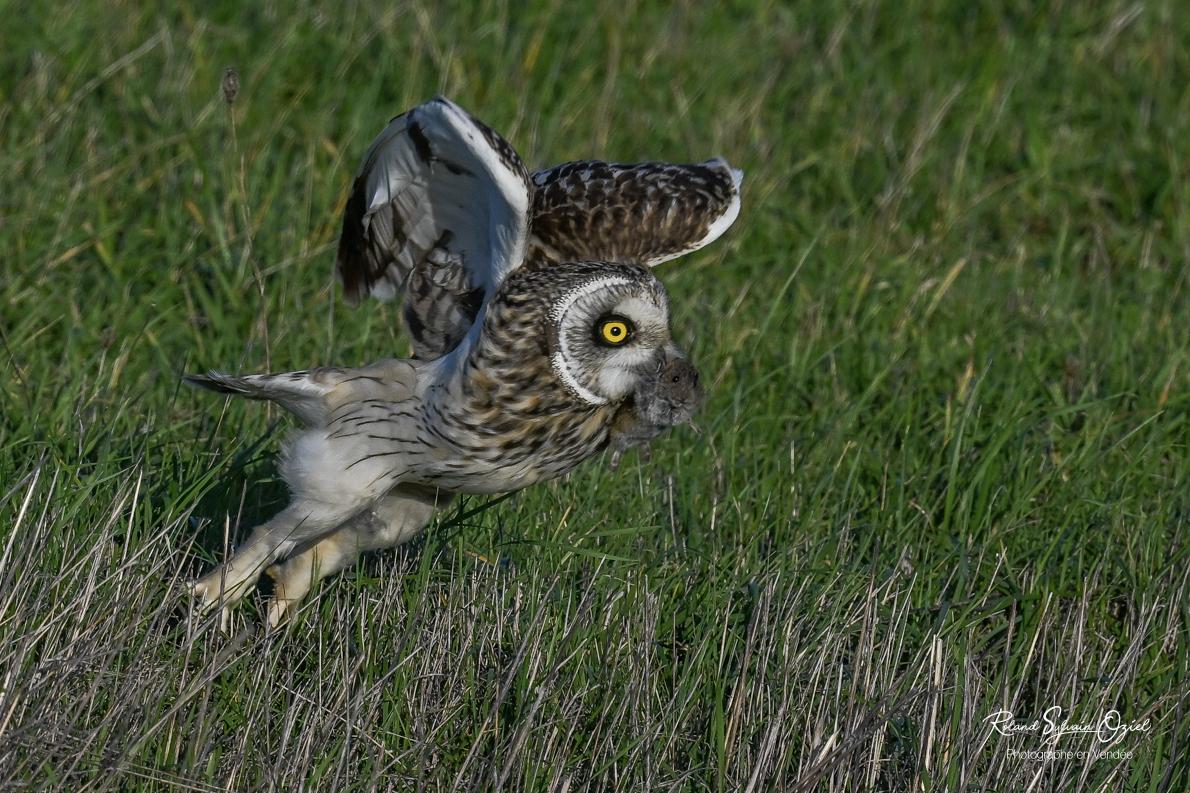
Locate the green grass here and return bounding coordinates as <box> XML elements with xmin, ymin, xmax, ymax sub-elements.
<box><xmin>1</xmin><ymin>0</ymin><xmax>1188</xmax><ymax>789</ymax></box>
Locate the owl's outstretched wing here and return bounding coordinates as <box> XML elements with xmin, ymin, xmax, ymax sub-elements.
<box><xmin>337</xmin><ymin>97</ymin><xmax>532</xmax><ymax>358</ymax></box>
<box><xmin>528</xmin><ymin>159</ymin><xmax>742</xmax><ymax>266</ymax></box>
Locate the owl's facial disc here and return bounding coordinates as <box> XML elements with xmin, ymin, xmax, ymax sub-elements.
<box><xmin>549</xmin><ymin>273</ymin><xmax>675</xmax><ymax>405</ymax></box>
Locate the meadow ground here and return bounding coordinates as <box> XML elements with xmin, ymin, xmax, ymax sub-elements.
<box><xmin>1</xmin><ymin>1</ymin><xmax>1187</xmax><ymax>790</ymax></box>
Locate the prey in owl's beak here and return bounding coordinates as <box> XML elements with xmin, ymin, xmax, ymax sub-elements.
<box><xmin>608</xmin><ymin>348</ymin><xmax>705</xmax><ymax>468</ymax></box>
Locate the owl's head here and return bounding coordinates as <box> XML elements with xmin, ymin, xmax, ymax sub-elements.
<box><xmin>544</xmin><ymin>262</ymin><xmax>687</xmax><ymax>406</ymax></box>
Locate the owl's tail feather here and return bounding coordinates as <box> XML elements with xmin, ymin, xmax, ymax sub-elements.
<box><xmin>184</xmin><ymin>359</ymin><xmax>417</xmax><ymax>427</ymax></box>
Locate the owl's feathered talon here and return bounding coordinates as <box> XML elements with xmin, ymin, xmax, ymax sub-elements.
<box><xmin>262</xmin><ymin>555</ymin><xmax>315</xmax><ymax>629</ymax></box>
<box><xmin>192</xmin><ymin>554</ymin><xmax>314</xmax><ymax>630</ymax></box>
<box><xmin>191</xmin><ymin>567</ymin><xmax>254</xmax><ymax>615</ymax></box>
<box><xmin>189</xmin><ymin>575</ymin><xmax>241</xmax><ymax>633</ymax></box>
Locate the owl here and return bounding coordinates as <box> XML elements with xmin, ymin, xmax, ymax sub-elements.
<box><xmin>187</xmin><ymin>97</ymin><xmax>741</xmax><ymax>626</ymax></box>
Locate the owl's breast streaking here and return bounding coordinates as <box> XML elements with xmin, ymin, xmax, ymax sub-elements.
<box><xmin>407</xmin><ymin>304</ymin><xmax>616</xmax><ymax>492</ymax></box>
<box><xmin>411</xmin><ymin>378</ymin><xmax>617</xmax><ymax>494</ymax></box>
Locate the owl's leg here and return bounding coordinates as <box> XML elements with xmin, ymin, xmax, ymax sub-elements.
<box><xmin>264</xmin><ymin>529</ymin><xmax>357</xmax><ymax>628</ymax></box>
<box><xmin>264</xmin><ymin>486</ymin><xmax>453</xmax><ymax>627</ymax></box>
<box><xmin>191</xmin><ymin>498</ymin><xmax>360</xmax><ymax>619</ymax></box>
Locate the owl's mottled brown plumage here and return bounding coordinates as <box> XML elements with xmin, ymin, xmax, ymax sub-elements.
<box><xmin>187</xmin><ymin>97</ymin><xmax>740</xmax><ymax>626</ymax></box>
<box><xmin>530</xmin><ymin>160</ymin><xmax>741</xmax><ymax>266</ymax></box>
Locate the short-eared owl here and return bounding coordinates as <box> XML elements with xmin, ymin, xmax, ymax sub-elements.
<box><xmin>188</xmin><ymin>97</ymin><xmax>741</xmax><ymax>625</ymax></box>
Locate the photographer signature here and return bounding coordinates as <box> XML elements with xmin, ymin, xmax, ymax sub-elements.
<box><xmin>986</xmin><ymin>707</ymin><xmax>1151</xmax><ymax>745</ymax></box>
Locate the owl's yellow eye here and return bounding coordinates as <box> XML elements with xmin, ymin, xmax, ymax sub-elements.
<box><xmin>596</xmin><ymin>316</ymin><xmax>634</xmax><ymax>346</ymax></box>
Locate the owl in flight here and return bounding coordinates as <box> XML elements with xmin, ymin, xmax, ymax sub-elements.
<box><xmin>188</xmin><ymin>97</ymin><xmax>741</xmax><ymax>626</ymax></box>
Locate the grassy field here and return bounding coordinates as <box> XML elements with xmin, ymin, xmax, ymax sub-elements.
<box><xmin>1</xmin><ymin>0</ymin><xmax>1188</xmax><ymax>789</ymax></box>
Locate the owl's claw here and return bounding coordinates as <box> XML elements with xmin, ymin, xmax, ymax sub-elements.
<box><xmin>191</xmin><ymin>567</ymin><xmax>255</xmax><ymax>621</ymax></box>
<box><xmin>265</xmin><ymin>597</ymin><xmax>295</xmax><ymax>629</ymax></box>
<box><xmin>262</xmin><ymin>563</ymin><xmax>300</xmax><ymax>628</ymax></box>
<box><xmin>265</xmin><ymin>595</ymin><xmax>287</xmax><ymax>628</ymax></box>
<box><xmin>188</xmin><ymin>582</ymin><xmax>234</xmax><ymax>633</ymax></box>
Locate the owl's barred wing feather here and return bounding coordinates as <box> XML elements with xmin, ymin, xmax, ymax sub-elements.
<box><xmin>184</xmin><ymin>359</ymin><xmax>417</xmax><ymax>427</ymax></box>
<box><xmin>529</xmin><ymin>159</ymin><xmax>742</xmax><ymax>266</ymax></box>
<box><xmin>336</xmin><ymin>96</ymin><xmax>532</xmax><ymax>357</ymax></box>
<box><xmin>401</xmin><ymin>253</ymin><xmax>485</xmax><ymax>361</ymax></box>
